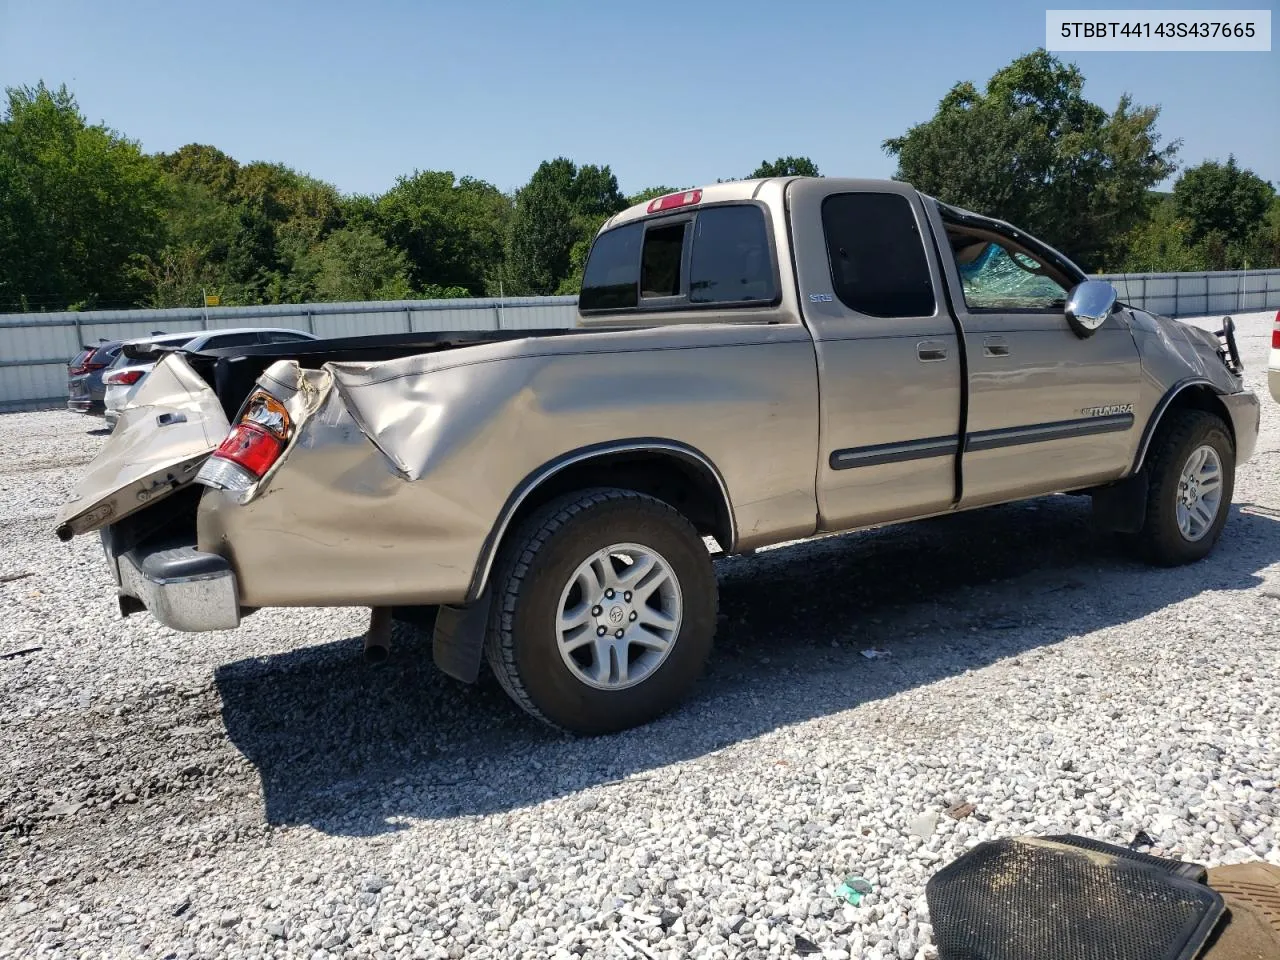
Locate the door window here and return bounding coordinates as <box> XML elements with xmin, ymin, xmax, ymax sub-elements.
<box><xmin>201</xmin><ymin>332</ymin><xmax>266</xmax><ymax>349</ymax></box>
<box><xmin>945</xmin><ymin>229</ymin><xmax>1069</xmax><ymax>311</ymax></box>
<box><xmin>821</xmin><ymin>193</ymin><xmax>936</xmax><ymax>318</ymax></box>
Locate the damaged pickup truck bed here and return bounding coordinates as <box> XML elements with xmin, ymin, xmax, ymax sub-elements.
<box><xmin>57</xmin><ymin>177</ymin><xmax>1260</xmax><ymax>734</ymax></box>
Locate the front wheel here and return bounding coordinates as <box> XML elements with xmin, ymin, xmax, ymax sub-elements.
<box><xmin>484</xmin><ymin>488</ymin><xmax>718</xmax><ymax>734</ymax></box>
<box><xmin>1130</xmin><ymin>410</ymin><xmax>1235</xmax><ymax>566</ymax></box>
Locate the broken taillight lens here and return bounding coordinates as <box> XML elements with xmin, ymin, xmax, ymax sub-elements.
<box><xmin>197</xmin><ymin>391</ymin><xmax>292</xmax><ymax>494</ymax></box>
<box><xmin>214</xmin><ymin>423</ymin><xmax>283</xmax><ymax>477</ymax></box>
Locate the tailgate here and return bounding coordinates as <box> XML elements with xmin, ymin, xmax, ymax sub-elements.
<box><xmin>56</xmin><ymin>354</ymin><xmax>230</xmax><ymax>540</ymax></box>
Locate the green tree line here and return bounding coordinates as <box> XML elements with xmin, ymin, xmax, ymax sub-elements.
<box><xmin>2</xmin><ymin>53</ymin><xmax>1277</xmax><ymax>313</ymax></box>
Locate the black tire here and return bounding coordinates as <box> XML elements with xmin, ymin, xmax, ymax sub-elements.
<box><xmin>1131</xmin><ymin>409</ymin><xmax>1235</xmax><ymax>566</ymax></box>
<box><xmin>484</xmin><ymin>488</ymin><xmax>717</xmax><ymax>734</ymax></box>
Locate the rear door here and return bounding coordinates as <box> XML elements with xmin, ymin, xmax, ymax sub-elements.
<box><xmin>925</xmin><ymin>203</ymin><xmax>1142</xmax><ymax>506</ymax></box>
<box><xmin>789</xmin><ymin>180</ymin><xmax>963</xmax><ymax>530</ymax></box>
<box><xmin>55</xmin><ymin>354</ymin><xmax>229</xmax><ymax>539</ymax></box>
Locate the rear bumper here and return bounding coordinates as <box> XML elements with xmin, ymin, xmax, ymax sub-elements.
<box><xmin>109</xmin><ymin>537</ymin><xmax>241</xmax><ymax>632</ymax></box>
<box><xmin>1268</xmin><ymin>367</ymin><xmax>1279</xmax><ymax>405</ymax></box>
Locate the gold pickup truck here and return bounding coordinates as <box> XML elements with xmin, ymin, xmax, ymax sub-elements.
<box><xmin>57</xmin><ymin>177</ymin><xmax>1260</xmax><ymax>734</ymax></box>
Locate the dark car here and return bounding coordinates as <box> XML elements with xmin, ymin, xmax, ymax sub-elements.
<box><xmin>67</xmin><ymin>340</ymin><xmax>125</xmax><ymax>415</ymax></box>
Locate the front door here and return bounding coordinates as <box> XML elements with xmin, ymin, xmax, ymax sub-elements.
<box><xmin>925</xmin><ymin>204</ymin><xmax>1142</xmax><ymax>507</ymax></box>
<box><xmin>788</xmin><ymin>180</ymin><xmax>963</xmax><ymax>531</ymax></box>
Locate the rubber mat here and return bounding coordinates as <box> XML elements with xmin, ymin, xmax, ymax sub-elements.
<box><xmin>926</xmin><ymin>836</ymin><xmax>1225</xmax><ymax>960</ymax></box>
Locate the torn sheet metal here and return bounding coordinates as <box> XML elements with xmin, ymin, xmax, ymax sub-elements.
<box><xmin>55</xmin><ymin>354</ymin><xmax>230</xmax><ymax>539</ymax></box>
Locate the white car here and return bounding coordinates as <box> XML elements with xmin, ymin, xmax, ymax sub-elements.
<box><xmin>1270</xmin><ymin>310</ymin><xmax>1280</xmax><ymax>403</ymax></box>
<box><xmin>104</xmin><ymin>327</ymin><xmax>316</xmax><ymax>428</ymax></box>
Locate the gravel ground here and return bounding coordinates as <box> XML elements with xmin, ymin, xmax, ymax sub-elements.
<box><xmin>2</xmin><ymin>311</ymin><xmax>1278</xmax><ymax>960</ymax></box>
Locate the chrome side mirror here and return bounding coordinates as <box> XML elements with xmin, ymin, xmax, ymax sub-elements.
<box><xmin>1065</xmin><ymin>280</ymin><xmax>1117</xmax><ymax>338</ymax></box>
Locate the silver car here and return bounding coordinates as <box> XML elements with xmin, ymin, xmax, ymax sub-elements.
<box><xmin>103</xmin><ymin>328</ymin><xmax>316</xmax><ymax>429</ymax></box>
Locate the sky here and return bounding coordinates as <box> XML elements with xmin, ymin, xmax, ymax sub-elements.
<box><xmin>1</xmin><ymin>0</ymin><xmax>1277</xmax><ymax>197</ymax></box>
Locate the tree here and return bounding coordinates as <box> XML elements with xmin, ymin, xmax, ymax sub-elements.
<box><xmin>504</xmin><ymin>159</ymin><xmax>627</xmax><ymax>295</ymax></box>
<box><xmin>1172</xmin><ymin>157</ymin><xmax>1275</xmax><ymax>248</ymax></box>
<box><xmin>0</xmin><ymin>82</ymin><xmax>166</xmax><ymax>310</ymax></box>
<box><xmin>1114</xmin><ymin>198</ymin><xmax>1206</xmax><ymax>273</ymax></box>
<box><xmin>627</xmin><ymin>186</ymin><xmax>680</xmax><ymax>205</ymax></box>
<box><xmin>156</xmin><ymin>143</ymin><xmax>240</xmax><ymax>200</ymax></box>
<box><xmin>884</xmin><ymin>50</ymin><xmax>1178</xmax><ymax>270</ymax></box>
<box><xmin>750</xmin><ymin>156</ymin><xmax>819</xmax><ymax>178</ymax></box>
<box><xmin>130</xmin><ymin>178</ymin><xmax>239</xmax><ymax>307</ymax></box>
<box><xmin>374</xmin><ymin>171</ymin><xmax>509</xmax><ymax>295</ymax></box>
<box><xmin>302</xmin><ymin>226</ymin><xmax>414</xmax><ymax>302</ymax></box>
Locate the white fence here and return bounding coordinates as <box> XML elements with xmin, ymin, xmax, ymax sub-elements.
<box><xmin>0</xmin><ymin>296</ymin><xmax>579</xmax><ymax>411</ymax></box>
<box><xmin>3</xmin><ymin>268</ymin><xmax>1279</xmax><ymax>411</ymax></box>
<box><xmin>1099</xmin><ymin>268</ymin><xmax>1280</xmax><ymax>318</ymax></box>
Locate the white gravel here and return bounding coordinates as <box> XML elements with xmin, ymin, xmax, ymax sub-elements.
<box><xmin>2</xmin><ymin>312</ymin><xmax>1278</xmax><ymax>960</ymax></box>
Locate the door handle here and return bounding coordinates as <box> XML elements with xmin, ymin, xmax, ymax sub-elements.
<box><xmin>983</xmin><ymin>336</ymin><xmax>1010</xmax><ymax>358</ymax></box>
<box><xmin>916</xmin><ymin>341</ymin><xmax>948</xmax><ymax>362</ymax></box>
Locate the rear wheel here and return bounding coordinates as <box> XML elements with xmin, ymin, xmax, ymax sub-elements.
<box><xmin>1130</xmin><ymin>410</ymin><xmax>1234</xmax><ymax>566</ymax></box>
<box><xmin>484</xmin><ymin>488</ymin><xmax>717</xmax><ymax>734</ymax></box>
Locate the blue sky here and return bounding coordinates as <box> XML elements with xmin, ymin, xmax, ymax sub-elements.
<box><xmin>2</xmin><ymin>0</ymin><xmax>1276</xmax><ymax>196</ymax></box>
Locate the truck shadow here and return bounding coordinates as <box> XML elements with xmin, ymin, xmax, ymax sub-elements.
<box><xmin>214</xmin><ymin>496</ymin><xmax>1280</xmax><ymax>836</ymax></box>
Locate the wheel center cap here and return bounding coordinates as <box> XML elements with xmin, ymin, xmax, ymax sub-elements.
<box><xmin>608</xmin><ymin>605</ymin><xmax>625</xmax><ymax>624</ymax></box>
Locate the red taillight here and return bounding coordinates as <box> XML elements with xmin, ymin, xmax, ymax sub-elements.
<box><xmin>69</xmin><ymin>348</ymin><xmax>108</xmax><ymax>376</ymax></box>
<box><xmin>646</xmin><ymin>189</ymin><xmax>702</xmax><ymax>214</ymax></box>
<box><xmin>212</xmin><ymin>423</ymin><xmax>283</xmax><ymax>479</ymax></box>
<box><xmin>104</xmin><ymin>369</ymin><xmax>145</xmax><ymax>386</ymax></box>
<box><xmin>1272</xmin><ymin>311</ymin><xmax>1280</xmax><ymax>350</ymax></box>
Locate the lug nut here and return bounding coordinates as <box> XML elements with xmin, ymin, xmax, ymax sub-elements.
<box><xmin>614</xmin><ymin>629</ymin><xmax>625</xmax><ymax>638</ymax></box>
<box><xmin>623</xmin><ymin>591</ymin><xmax>632</xmax><ymax>602</ymax></box>
<box><xmin>597</xmin><ymin>626</ymin><xmax>607</xmax><ymax>636</ymax></box>
<box><xmin>591</xmin><ymin>605</ymin><xmax>602</xmax><ymax>617</ymax></box>
<box><xmin>629</xmin><ymin>611</ymin><xmax>637</xmax><ymax>621</ymax></box>
<box><xmin>605</xmin><ymin>589</ymin><xmax>615</xmax><ymax>599</ymax></box>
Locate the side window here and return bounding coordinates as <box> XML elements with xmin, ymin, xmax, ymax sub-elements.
<box><xmin>640</xmin><ymin>222</ymin><xmax>686</xmax><ymax>299</ymax></box>
<box><xmin>264</xmin><ymin>332</ymin><xmax>313</xmax><ymax>343</ymax></box>
<box><xmin>202</xmin><ymin>332</ymin><xmax>264</xmax><ymax>349</ymax></box>
<box><xmin>689</xmin><ymin>206</ymin><xmax>776</xmax><ymax>304</ymax></box>
<box><xmin>580</xmin><ymin>223</ymin><xmax>642</xmax><ymax>311</ymax></box>
<box><xmin>821</xmin><ymin>193</ymin><xmax>936</xmax><ymax>318</ymax></box>
<box><xmin>945</xmin><ymin>230</ymin><xmax>1069</xmax><ymax>311</ymax></box>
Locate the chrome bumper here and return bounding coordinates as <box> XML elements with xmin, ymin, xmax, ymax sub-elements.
<box><xmin>113</xmin><ymin>539</ymin><xmax>241</xmax><ymax>632</ymax></box>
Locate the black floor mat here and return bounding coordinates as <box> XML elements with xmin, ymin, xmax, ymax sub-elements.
<box><xmin>926</xmin><ymin>836</ymin><xmax>1225</xmax><ymax>960</ymax></box>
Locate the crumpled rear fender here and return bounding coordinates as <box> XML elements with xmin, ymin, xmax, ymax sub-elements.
<box><xmin>197</xmin><ymin>326</ymin><xmax>821</xmax><ymax>609</ymax></box>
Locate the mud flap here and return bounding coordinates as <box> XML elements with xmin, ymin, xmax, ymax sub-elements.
<box><xmin>1091</xmin><ymin>469</ymin><xmax>1149</xmax><ymax>534</ymax></box>
<box><xmin>431</xmin><ymin>588</ymin><xmax>493</xmax><ymax>684</ymax></box>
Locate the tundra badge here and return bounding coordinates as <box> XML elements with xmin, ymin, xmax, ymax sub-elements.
<box><xmin>1082</xmin><ymin>403</ymin><xmax>1133</xmax><ymax>417</ymax></box>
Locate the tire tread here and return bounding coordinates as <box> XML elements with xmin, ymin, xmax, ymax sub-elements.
<box><xmin>484</xmin><ymin>487</ymin><xmax>712</xmax><ymax>730</ymax></box>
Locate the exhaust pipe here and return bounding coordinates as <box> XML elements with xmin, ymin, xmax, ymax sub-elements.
<box><xmin>364</xmin><ymin>607</ymin><xmax>392</xmax><ymax>664</ymax></box>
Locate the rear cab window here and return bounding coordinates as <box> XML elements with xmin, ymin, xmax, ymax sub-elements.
<box><xmin>580</xmin><ymin>203</ymin><xmax>778</xmax><ymax>314</ymax></box>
